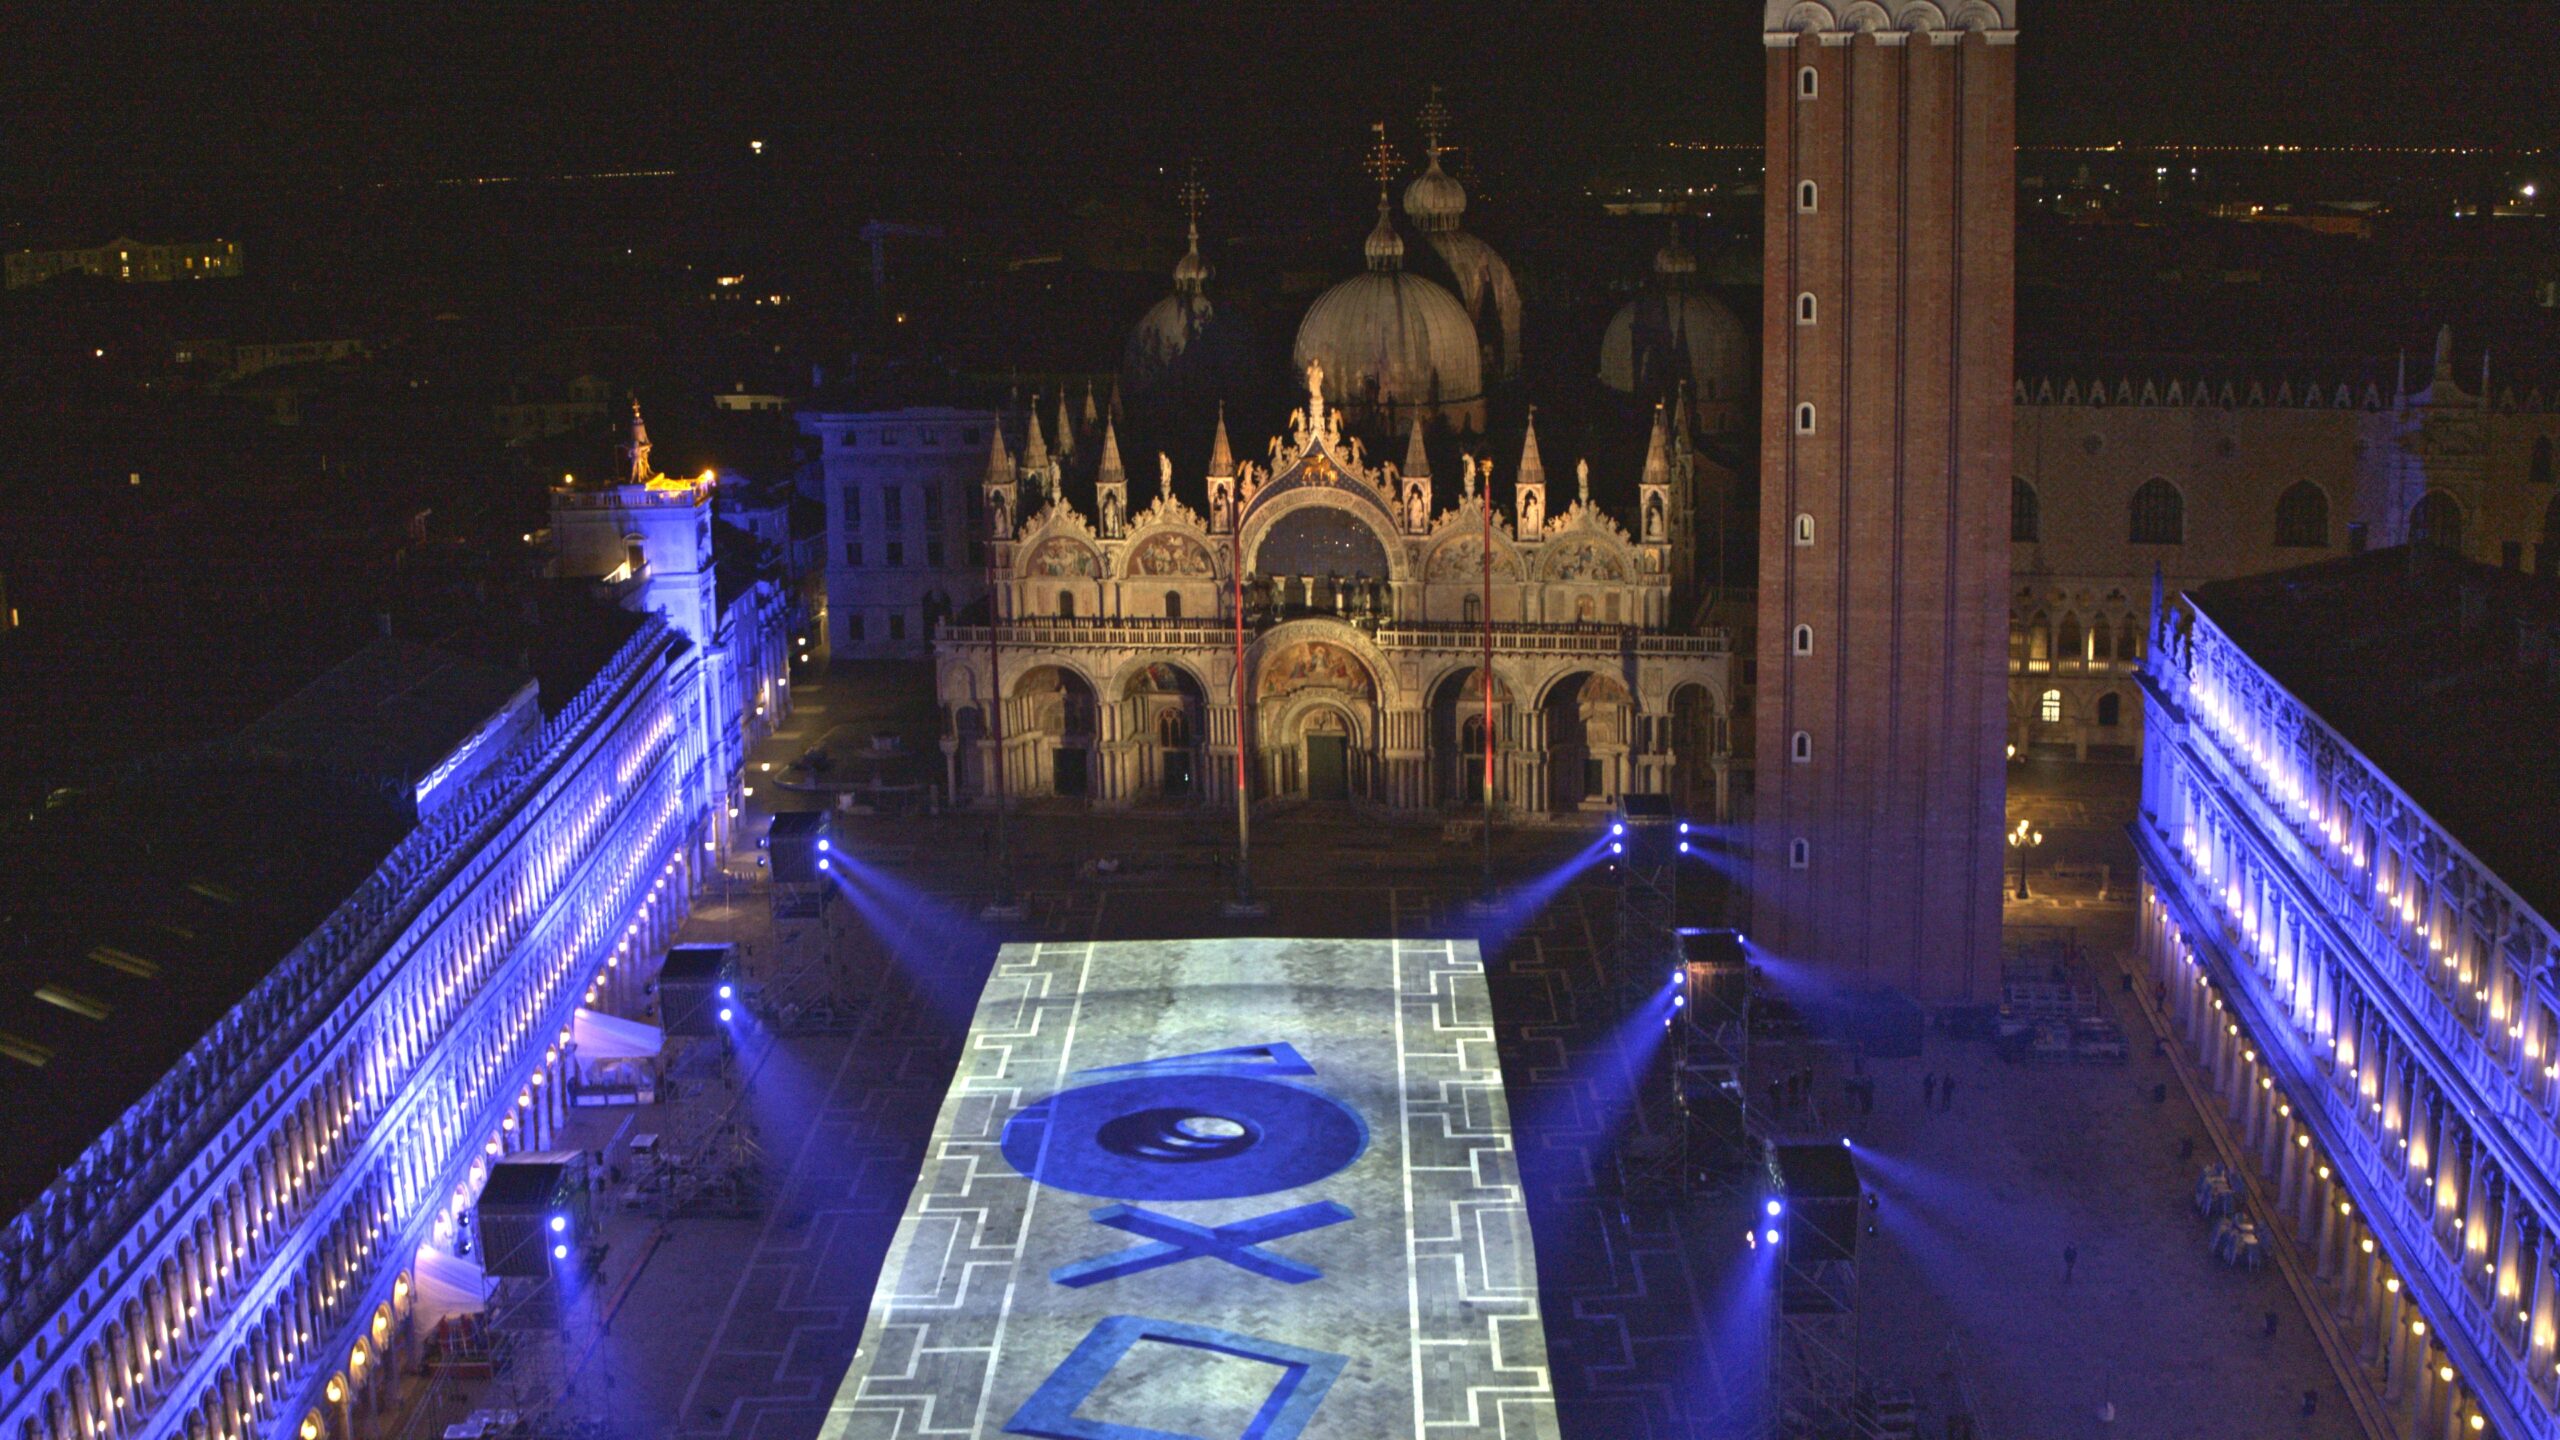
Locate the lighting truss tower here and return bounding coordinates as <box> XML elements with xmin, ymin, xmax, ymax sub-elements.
<box><xmin>1676</xmin><ymin>928</ymin><xmax>1756</xmax><ymax>1196</ymax></box>
<box><xmin>1609</xmin><ymin>798</ymin><xmax>1686</xmax><ymax>1198</ymax></box>
<box><xmin>1767</xmin><ymin>1144</ymin><xmax>1865</xmax><ymax>1439</ymax></box>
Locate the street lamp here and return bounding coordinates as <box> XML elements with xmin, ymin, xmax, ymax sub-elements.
<box><xmin>2008</xmin><ymin>819</ymin><xmax>2044</xmax><ymax>899</ymax></box>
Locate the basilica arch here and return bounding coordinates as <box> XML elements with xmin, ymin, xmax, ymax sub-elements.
<box><xmin>1253</xmin><ymin>625</ymin><xmax>1385</xmax><ymax>802</ymax></box>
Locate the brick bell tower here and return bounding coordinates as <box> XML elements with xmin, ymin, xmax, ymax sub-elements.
<box><xmin>1751</xmin><ymin>0</ymin><xmax>2017</xmax><ymax>1003</ymax></box>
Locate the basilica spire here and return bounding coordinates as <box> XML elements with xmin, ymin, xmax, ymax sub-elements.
<box><xmin>1022</xmin><ymin>398</ymin><xmax>1051</xmax><ymax>472</ymax></box>
<box><xmin>1054</xmin><ymin>389</ymin><xmax>1077</xmax><ymax>460</ymax></box>
<box><xmin>1640</xmin><ymin>401</ymin><xmax>1672</xmax><ymax>488</ymax></box>
<box><xmin>1096</xmin><ymin>415</ymin><xmax>1126</xmax><ymax>485</ymax></box>
<box><xmin>1207</xmin><ymin>401</ymin><xmax>1235</xmax><ymax>476</ymax></box>
<box><xmin>1516</xmin><ymin>408</ymin><xmax>1547</xmax><ymax>490</ymax></box>
<box><xmin>981</xmin><ymin>411</ymin><xmax>1013</xmax><ymax>485</ymax></box>
<box><xmin>1402</xmin><ymin>414</ymin><xmax>1431</xmax><ymax>481</ymax></box>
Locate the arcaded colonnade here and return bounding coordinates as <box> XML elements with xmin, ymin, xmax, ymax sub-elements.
<box><xmin>2140</xmin><ymin>603</ymin><xmax>2560</xmax><ymax>1438</ymax></box>
<box><xmin>935</xmin><ymin>617</ymin><xmax>1731</xmax><ymax>820</ymax></box>
<box><xmin>0</xmin><ymin>616</ymin><xmax>740</xmax><ymax>1440</ymax></box>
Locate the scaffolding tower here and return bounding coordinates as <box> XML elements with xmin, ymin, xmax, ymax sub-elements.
<box><xmin>1676</xmin><ymin>928</ymin><xmax>1759</xmax><ymax>1196</ymax></box>
<box><xmin>1609</xmin><ymin>798</ymin><xmax>1686</xmax><ymax>1198</ymax></box>
<box><xmin>1767</xmin><ymin>1143</ymin><xmax>1867</xmax><ymax>1439</ymax></box>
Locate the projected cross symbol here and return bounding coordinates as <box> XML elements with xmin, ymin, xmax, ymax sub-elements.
<box><xmin>1051</xmin><ymin>1201</ymin><xmax>1354</xmax><ymax>1288</ymax></box>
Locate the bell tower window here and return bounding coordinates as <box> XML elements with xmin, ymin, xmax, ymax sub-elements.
<box><xmin>1797</xmin><ymin>181</ymin><xmax>1819</xmax><ymax>213</ymax></box>
<box><xmin>1798</xmin><ymin>66</ymin><xmax>1818</xmax><ymax>100</ymax></box>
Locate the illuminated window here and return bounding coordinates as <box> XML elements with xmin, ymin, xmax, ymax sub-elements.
<box><xmin>2040</xmin><ymin>689</ymin><xmax>2063</xmax><ymax>724</ymax></box>
<box><xmin>1794</xmin><ymin>513</ymin><xmax>1815</xmax><ymax>547</ymax></box>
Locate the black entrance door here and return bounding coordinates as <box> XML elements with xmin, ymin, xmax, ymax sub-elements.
<box><xmin>1162</xmin><ymin>750</ymin><xmax>1193</xmax><ymax>796</ymax></box>
<box><xmin>1053</xmin><ymin>747</ymin><xmax>1089</xmax><ymax>797</ymax></box>
<box><xmin>1306</xmin><ymin>735</ymin><xmax>1349</xmax><ymax>801</ymax></box>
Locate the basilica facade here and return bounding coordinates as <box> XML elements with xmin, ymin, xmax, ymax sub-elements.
<box><xmin>935</xmin><ymin>364</ymin><xmax>1733</xmax><ymax>821</ymax></box>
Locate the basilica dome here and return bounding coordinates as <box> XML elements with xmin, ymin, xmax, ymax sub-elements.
<box><xmin>1403</xmin><ymin>151</ymin><xmax>1521</xmax><ymax>380</ymax></box>
<box><xmin>1598</xmin><ymin>235</ymin><xmax>1750</xmax><ymax>415</ymax></box>
<box><xmin>1125</xmin><ymin>221</ymin><xmax>1252</xmax><ymax>419</ymax></box>
<box><xmin>1294</xmin><ymin>207</ymin><xmax>1485</xmax><ymax>434</ymax></box>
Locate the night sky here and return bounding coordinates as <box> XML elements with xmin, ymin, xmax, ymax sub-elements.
<box><xmin>5</xmin><ymin>2</ymin><xmax>2554</xmax><ymax>212</ymax></box>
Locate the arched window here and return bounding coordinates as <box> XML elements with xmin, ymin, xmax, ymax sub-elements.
<box><xmin>1798</xmin><ymin>65</ymin><xmax>1818</xmax><ymax>99</ymax></box>
<box><xmin>2533</xmin><ymin>436</ymin><xmax>2553</xmax><ymax>485</ymax></box>
<box><xmin>2118</xmin><ymin>616</ymin><xmax>2142</xmax><ymax>663</ymax></box>
<box><xmin>2096</xmin><ymin>693</ymin><xmax>2122</xmax><ymax>728</ymax></box>
<box><xmin>2011</xmin><ymin>478</ymin><xmax>2040</xmax><ymax>543</ymax></box>
<box><xmin>1163</xmin><ymin>591</ymin><xmax>1182</xmax><ymax>621</ymax></box>
<box><xmin>1797</xmin><ymin>292</ymin><xmax>1818</xmax><ymax>325</ymax></box>
<box><xmin>2039</xmin><ymin>689</ymin><xmax>2063</xmax><ymax>724</ymax></box>
<box><xmin>2056</xmin><ymin>615</ymin><xmax>2084</xmax><ymax>666</ymax></box>
<box><xmin>1058</xmin><ymin>590</ymin><xmax>1076</xmax><ymax>618</ymax></box>
<box><xmin>2540</xmin><ymin>495</ymin><xmax>2560</xmax><ymax>576</ymax></box>
<box><xmin>1789</xmin><ymin>838</ymin><xmax>1811</xmax><ymax>869</ymax></box>
<box><xmin>1791</xmin><ymin>624</ymin><xmax>1814</xmax><ymax>657</ymax></box>
<box><xmin>2129</xmin><ymin>478</ymin><xmax>2184</xmax><ymax>545</ymax></box>
<box><xmin>1794</xmin><ymin>513</ymin><xmax>1815</xmax><ymax>547</ymax></box>
<box><xmin>2028</xmin><ymin>611</ymin><xmax>2052</xmax><ymax>664</ymax></box>
<box><xmin>2273</xmin><ymin>482</ymin><xmax>2329</xmax><ymax>548</ymax></box>
<box><xmin>1795</xmin><ymin>403</ymin><xmax>1817</xmax><ymax>435</ymax></box>
<box><xmin>1462</xmin><ymin>593</ymin><xmax>1481</xmax><ymax>623</ymax></box>
<box><xmin>2410</xmin><ymin>490</ymin><xmax>2463</xmax><ymax>553</ymax></box>
<box><xmin>1798</xmin><ymin>180</ymin><xmax>1819</xmax><ymax>213</ymax></box>
<box><xmin>1158</xmin><ymin>709</ymin><xmax>1189</xmax><ymax>746</ymax></box>
<box><xmin>1791</xmin><ymin>730</ymin><xmax>1812</xmax><ymax>764</ymax></box>
<box><xmin>2091</xmin><ymin>620</ymin><xmax>2114</xmax><ymax>662</ymax></box>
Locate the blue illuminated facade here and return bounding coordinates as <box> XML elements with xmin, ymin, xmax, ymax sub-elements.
<box><xmin>0</xmin><ymin>609</ymin><xmax>768</xmax><ymax>1440</ymax></box>
<box><xmin>2139</xmin><ymin>567</ymin><xmax>2560</xmax><ymax>1439</ymax></box>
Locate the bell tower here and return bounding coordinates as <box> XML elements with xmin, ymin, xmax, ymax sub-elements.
<box><xmin>1751</xmin><ymin>0</ymin><xmax>2017</xmax><ymax>1003</ymax></box>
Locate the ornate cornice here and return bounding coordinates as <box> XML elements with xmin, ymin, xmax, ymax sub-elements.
<box><xmin>1764</xmin><ymin>0</ymin><xmax>2015</xmax><ymax>41</ymax></box>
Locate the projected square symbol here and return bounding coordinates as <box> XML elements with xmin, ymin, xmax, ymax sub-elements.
<box><xmin>1004</xmin><ymin>1315</ymin><xmax>1348</xmax><ymax>1440</ymax></box>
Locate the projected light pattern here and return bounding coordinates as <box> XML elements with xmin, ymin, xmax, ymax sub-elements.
<box><xmin>819</xmin><ymin>938</ymin><xmax>1557</xmax><ymax>1440</ymax></box>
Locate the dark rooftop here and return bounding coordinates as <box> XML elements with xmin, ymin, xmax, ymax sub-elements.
<box><xmin>0</xmin><ymin>586</ymin><xmax>644</xmax><ymax>1216</ymax></box>
<box><xmin>237</xmin><ymin>639</ymin><xmax>534</xmax><ymax>816</ymax></box>
<box><xmin>2188</xmin><ymin>547</ymin><xmax>2560</xmax><ymax>924</ymax></box>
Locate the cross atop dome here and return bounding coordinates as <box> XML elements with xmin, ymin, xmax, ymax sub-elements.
<box><xmin>1417</xmin><ymin>86</ymin><xmax>1451</xmax><ymax>162</ymax></box>
<box><xmin>1363</xmin><ymin>122</ymin><xmax>1402</xmax><ymax>204</ymax></box>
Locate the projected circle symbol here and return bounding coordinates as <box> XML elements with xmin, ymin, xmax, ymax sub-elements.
<box><xmin>1096</xmin><ymin>1109</ymin><xmax>1257</xmax><ymax>1163</ymax></box>
<box><xmin>1002</xmin><ymin>1075</ymin><xmax>1367</xmax><ymax>1200</ymax></box>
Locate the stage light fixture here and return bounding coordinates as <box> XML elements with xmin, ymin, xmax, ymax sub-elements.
<box><xmin>553</xmin><ymin>1244</ymin><xmax>569</xmax><ymax>1261</ymax></box>
<box><xmin>1765</xmin><ymin>1199</ymin><xmax>1783</xmax><ymax>1217</ymax></box>
<box><xmin>818</xmin><ymin>838</ymin><xmax>831</xmax><ymax>853</ymax></box>
<box><xmin>549</xmin><ymin>1216</ymin><xmax>567</xmax><ymax>1233</ymax></box>
<box><xmin>1612</xmin><ymin>822</ymin><xmax>1625</xmax><ymax>837</ymax></box>
<box><xmin>1610</xmin><ymin>841</ymin><xmax>1623</xmax><ymax>856</ymax></box>
<box><xmin>719</xmin><ymin>984</ymin><xmax>734</xmax><ymax>999</ymax></box>
<box><xmin>719</xmin><ymin>1007</ymin><xmax>734</xmax><ymax>1022</ymax></box>
<box><xmin>1764</xmin><ymin>1228</ymin><xmax>1780</xmax><ymax>1245</ymax></box>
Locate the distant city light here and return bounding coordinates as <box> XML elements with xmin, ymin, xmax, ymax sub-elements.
<box><xmin>749</xmin><ymin>140</ymin><xmax>765</xmax><ymax>155</ymax></box>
